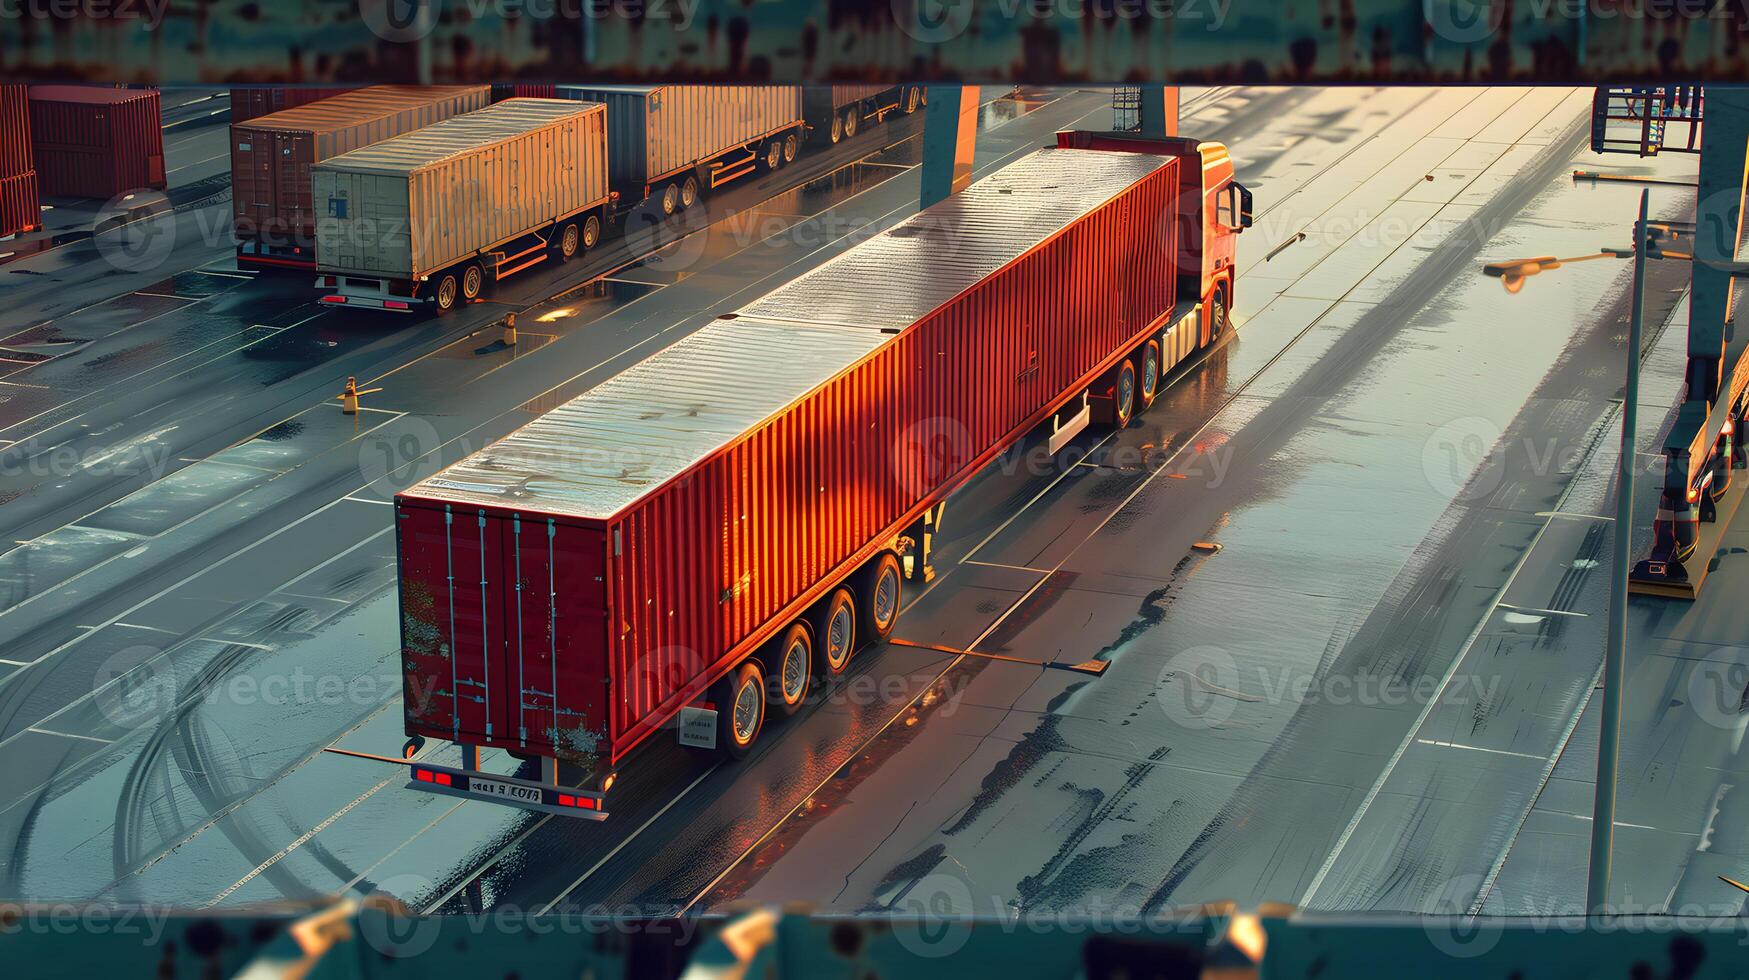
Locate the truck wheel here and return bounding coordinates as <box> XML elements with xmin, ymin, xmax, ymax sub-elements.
<box><xmin>862</xmin><ymin>553</ymin><xmax>902</xmax><ymax>641</ymax></box>
<box><xmin>461</xmin><ymin>263</ymin><xmax>485</xmax><ymax>302</ymax></box>
<box><xmin>433</xmin><ymin>273</ymin><xmax>460</xmax><ymax>315</ymax></box>
<box><xmin>402</xmin><ymin>736</ymin><xmax>425</xmax><ymax>760</ymax></box>
<box><xmin>783</xmin><ymin>132</ymin><xmax>799</xmax><ymax>164</ymax></box>
<box><xmin>768</xmin><ymin>622</ymin><xmax>814</xmax><ymax>717</ymax></box>
<box><xmin>905</xmin><ymin>86</ymin><xmax>921</xmax><ymax>114</ymax></box>
<box><xmin>1211</xmin><ymin>287</ymin><xmax>1231</xmax><ymax>337</ymax></box>
<box><xmin>582</xmin><ymin>214</ymin><xmax>601</xmax><ymax>249</ymax></box>
<box><xmin>660</xmin><ymin>183</ymin><xmax>679</xmax><ymax>216</ymax></box>
<box><xmin>1139</xmin><ymin>339</ymin><xmax>1161</xmax><ymax>411</ymax></box>
<box><xmin>817</xmin><ymin>588</ymin><xmax>857</xmax><ymax>679</ymax></box>
<box><xmin>556</xmin><ymin>221</ymin><xmax>581</xmax><ymax>261</ymax></box>
<box><xmin>843</xmin><ymin>110</ymin><xmax>859</xmax><ymax>139</ymax></box>
<box><xmin>713</xmin><ymin>660</ymin><xmax>766</xmax><ymax>759</ymax></box>
<box><xmin>1112</xmin><ymin>359</ymin><xmax>1137</xmax><ymax>429</ymax></box>
<box><xmin>830</xmin><ymin>114</ymin><xmax>843</xmax><ymax>144</ymax></box>
<box><xmin>680</xmin><ymin>176</ymin><xmax>700</xmax><ymax>210</ymax></box>
<box><xmin>763</xmin><ymin>140</ymin><xmax>782</xmax><ymax>171</ymax></box>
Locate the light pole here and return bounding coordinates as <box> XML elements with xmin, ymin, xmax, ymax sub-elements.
<box><xmin>1480</xmin><ymin>189</ymin><xmax>1649</xmax><ymax>914</ymax></box>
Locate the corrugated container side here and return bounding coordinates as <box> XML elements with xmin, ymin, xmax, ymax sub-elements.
<box><xmin>0</xmin><ymin>84</ymin><xmax>32</xmax><ymax>178</ymax></box>
<box><xmin>0</xmin><ymin>170</ymin><xmax>41</xmax><ymax>237</ymax></box>
<box><xmin>228</xmin><ymin>87</ymin><xmax>354</xmax><ymax>124</ymax></box>
<box><xmin>492</xmin><ymin>83</ymin><xmax>557</xmax><ymax>101</ymax></box>
<box><xmin>29</xmin><ymin>87</ymin><xmax>165</xmax><ymax>198</ymax></box>
<box><xmin>601</xmin><ymin>159</ymin><xmax>1179</xmax><ymax>755</ymax></box>
<box><xmin>230</xmin><ymin>85</ymin><xmax>490</xmax><ymax>245</ymax></box>
<box><xmin>314</xmin><ymin>100</ymin><xmax>608</xmax><ymax>280</ymax></box>
<box><xmin>558</xmin><ymin>85</ymin><xmax>802</xmax><ymax>191</ymax></box>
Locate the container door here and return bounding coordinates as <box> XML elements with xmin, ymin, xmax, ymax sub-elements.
<box><xmin>395</xmin><ymin>504</ymin><xmax>505</xmax><ymax>741</ymax></box>
<box><xmin>502</xmin><ymin>517</ymin><xmax>609</xmax><ymax>760</ymax></box>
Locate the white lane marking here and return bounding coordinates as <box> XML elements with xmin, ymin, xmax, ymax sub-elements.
<box><xmin>1497</xmin><ymin>603</ymin><xmax>1589</xmax><ymax>618</ymax></box>
<box><xmin>1549</xmin><ymin>811</ymin><xmax>1667</xmax><ymax>833</ymax></box>
<box><xmin>1535</xmin><ymin>511</ymin><xmax>1613</xmax><ymax>521</ymax></box>
<box><xmin>1416</xmin><ymin>739</ymin><xmax>1546</xmax><ymax>761</ymax></box>
<box><xmin>342</xmin><ymin>496</ymin><xmax>394</xmax><ymax>507</ymax></box>
<box><xmin>205</xmin><ymin>775</ymin><xmax>396</xmax><ymax>908</ymax></box>
<box><xmin>535</xmin><ymin>764</ymin><xmax>719</xmax><ymax>916</ymax></box>
<box><xmin>26</xmin><ymin>727</ymin><xmax>114</xmax><ymax>744</ymax></box>
<box><xmin>420</xmin><ymin>811</ymin><xmax>557</xmax><ymax>914</ymax></box>
<box><xmin>960</xmin><ymin>559</ymin><xmax>1052</xmax><ymax>574</ymax></box>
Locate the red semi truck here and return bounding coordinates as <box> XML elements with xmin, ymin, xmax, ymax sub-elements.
<box><xmin>392</xmin><ymin>131</ymin><xmax>1250</xmax><ymax>818</ymax></box>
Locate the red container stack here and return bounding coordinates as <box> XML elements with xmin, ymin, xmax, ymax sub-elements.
<box><xmin>29</xmin><ymin>86</ymin><xmax>166</xmax><ymax>200</ymax></box>
<box><xmin>0</xmin><ymin>84</ymin><xmax>40</xmax><ymax>237</ymax></box>
<box><xmin>228</xmin><ymin>87</ymin><xmax>354</xmax><ymax>124</ymax></box>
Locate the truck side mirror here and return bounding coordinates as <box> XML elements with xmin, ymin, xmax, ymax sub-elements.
<box><xmin>1237</xmin><ymin>183</ymin><xmax>1253</xmax><ymax>230</ymax></box>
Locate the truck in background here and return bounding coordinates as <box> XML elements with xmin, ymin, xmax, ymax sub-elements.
<box><xmin>804</xmin><ymin>84</ymin><xmax>926</xmax><ymax>144</ymax></box>
<box><xmin>313</xmin><ymin>99</ymin><xmax>610</xmax><ymax>314</ymax></box>
<box><xmin>230</xmin><ymin>85</ymin><xmax>490</xmax><ymax>271</ymax></box>
<box><xmin>391</xmin><ymin>131</ymin><xmax>1251</xmax><ymax>818</ymax></box>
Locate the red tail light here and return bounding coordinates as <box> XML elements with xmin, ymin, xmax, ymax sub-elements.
<box><xmin>384</xmin><ymin>300</ymin><xmax>410</xmax><ymax>310</ymax></box>
<box><xmin>321</xmin><ymin>295</ymin><xmax>347</xmax><ymax>304</ymax></box>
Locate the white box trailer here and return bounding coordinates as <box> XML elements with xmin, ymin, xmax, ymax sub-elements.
<box><xmin>313</xmin><ymin>98</ymin><xmax>610</xmax><ymax>314</ymax></box>
<box><xmin>555</xmin><ymin>84</ymin><xmax>804</xmax><ymax>215</ymax></box>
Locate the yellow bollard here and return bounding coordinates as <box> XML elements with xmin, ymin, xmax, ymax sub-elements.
<box><xmin>503</xmin><ymin>312</ymin><xmax>517</xmax><ymax>347</ymax></box>
<box><xmin>340</xmin><ymin>377</ymin><xmax>360</xmax><ymax>415</ymax></box>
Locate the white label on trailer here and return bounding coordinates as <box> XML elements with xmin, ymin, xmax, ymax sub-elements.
<box><xmin>678</xmin><ymin>707</ymin><xmax>717</xmax><ymax>749</ymax></box>
<box><xmin>468</xmin><ymin>775</ymin><xmax>544</xmax><ymax>805</ymax></box>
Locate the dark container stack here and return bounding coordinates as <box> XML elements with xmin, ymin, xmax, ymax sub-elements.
<box><xmin>0</xmin><ymin>84</ymin><xmax>40</xmax><ymax>237</ymax></box>
<box><xmin>228</xmin><ymin>87</ymin><xmax>354</xmax><ymax>124</ymax></box>
<box><xmin>28</xmin><ymin>86</ymin><xmax>166</xmax><ymax>199</ymax></box>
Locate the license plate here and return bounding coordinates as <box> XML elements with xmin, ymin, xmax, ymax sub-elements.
<box><xmin>468</xmin><ymin>775</ymin><xmax>544</xmax><ymax>805</ymax></box>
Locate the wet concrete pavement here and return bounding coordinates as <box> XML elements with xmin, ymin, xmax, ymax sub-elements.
<box><xmin>1</xmin><ymin>86</ymin><xmax>1742</xmax><ymax>927</ymax></box>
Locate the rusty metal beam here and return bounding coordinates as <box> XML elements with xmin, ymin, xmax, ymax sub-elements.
<box><xmin>4</xmin><ymin>1</ymin><xmax>1749</xmax><ymax>85</ymax></box>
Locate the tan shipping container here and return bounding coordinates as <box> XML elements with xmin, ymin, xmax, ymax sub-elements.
<box><xmin>313</xmin><ymin>99</ymin><xmax>609</xmax><ymax>281</ymax></box>
<box><xmin>556</xmin><ymin>85</ymin><xmax>802</xmax><ymax>194</ymax></box>
<box><xmin>231</xmin><ymin>85</ymin><xmax>490</xmax><ymax>245</ymax></box>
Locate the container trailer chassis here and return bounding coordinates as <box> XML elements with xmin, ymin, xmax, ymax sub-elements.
<box><xmin>631</xmin><ymin>117</ymin><xmax>810</xmax><ymax>218</ymax></box>
<box><xmin>809</xmin><ymin>84</ymin><xmax>927</xmax><ymax>145</ymax></box>
<box><xmin>393</xmin><ymin>132</ymin><xmax>1251</xmax><ymax>818</ymax></box>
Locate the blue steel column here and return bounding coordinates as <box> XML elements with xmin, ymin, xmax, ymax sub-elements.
<box><xmin>920</xmin><ymin>86</ymin><xmax>980</xmax><ymax>210</ymax></box>
<box><xmin>1138</xmin><ymin>87</ymin><xmax>1179</xmax><ymax>138</ymax></box>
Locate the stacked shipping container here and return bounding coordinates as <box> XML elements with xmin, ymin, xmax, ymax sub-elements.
<box><xmin>0</xmin><ymin>84</ymin><xmax>39</xmax><ymax>237</ymax></box>
<box><xmin>28</xmin><ymin>86</ymin><xmax>165</xmax><ymax>199</ymax></box>
<box><xmin>230</xmin><ymin>85</ymin><xmax>490</xmax><ymax>262</ymax></box>
<box><xmin>228</xmin><ymin>86</ymin><xmax>355</xmax><ymax>124</ymax></box>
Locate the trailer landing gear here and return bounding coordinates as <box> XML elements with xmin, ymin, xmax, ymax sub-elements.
<box><xmin>900</xmin><ymin>501</ymin><xmax>945</xmax><ymax>584</ymax></box>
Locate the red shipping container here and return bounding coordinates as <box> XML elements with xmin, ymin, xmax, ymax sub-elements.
<box><xmin>0</xmin><ymin>84</ymin><xmax>33</xmax><ymax>179</ymax></box>
<box><xmin>0</xmin><ymin>171</ymin><xmax>41</xmax><ymax>237</ymax></box>
<box><xmin>228</xmin><ymin>86</ymin><xmax>355</xmax><ymax>125</ymax></box>
<box><xmin>29</xmin><ymin>86</ymin><xmax>165</xmax><ymax>199</ymax></box>
<box><xmin>491</xmin><ymin>83</ymin><xmax>558</xmax><ymax>101</ymax></box>
<box><xmin>396</xmin><ymin>148</ymin><xmax>1187</xmax><ymax>768</ymax></box>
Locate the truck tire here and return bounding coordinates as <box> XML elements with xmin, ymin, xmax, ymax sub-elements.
<box><xmin>763</xmin><ymin>139</ymin><xmax>783</xmax><ymax>171</ymax></box>
<box><xmin>556</xmin><ymin>221</ymin><xmax>581</xmax><ymax>261</ymax></box>
<box><xmin>768</xmin><ymin>622</ymin><xmax>814</xmax><ymax>717</ymax></box>
<box><xmin>843</xmin><ymin>110</ymin><xmax>859</xmax><ymax>139</ymax></box>
<box><xmin>1111</xmin><ymin>359</ymin><xmax>1137</xmax><ymax>429</ymax></box>
<box><xmin>660</xmin><ymin>183</ymin><xmax>680</xmax><ymax>216</ymax></box>
<box><xmin>830</xmin><ymin>114</ymin><xmax>844</xmax><ymax>144</ymax></box>
<box><xmin>905</xmin><ymin>86</ymin><xmax>921</xmax><ymax>114</ymax></box>
<box><xmin>681</xmin><ymin>176</ymin><xmax>700</xmax><ymax>210</ymax></box>
<box><xmin>1139</xmin><ymin>339</ymin><xmax>1161</xmax><ymax>411</ymax></box>
<box><xmin>861</xmin><ymin>553</ymin><xmax>902</xmax><ymax>641</ymax></box>
<box><xmin>582</xmin><ymin>214</ymin><xmax>601</xmax><ymax>250</ymax></box>
<box><xmin>433</xmin><ymin>272</ymin><xmax>461</xmax><ymax>315</ymax></box>
<box><xmin>713</xmin><ymin>660</ymin><xmax>766</xmax><ymax>759</ymax></box>
<box><xmin>1211</xmin><ymin>287</ymin><xmax>1231</xmax><ymax>337</ymax></box>
<box><xmin>461</xmin><ymin>262</ymin><xmax>485</xmax><ymax>302</ymax></box>
<box><xmin>817</xmin><ymin>588</ymin><xmax>857</xmax><ymax>679</ymax></box>
<box><xmin>783</xmin><ymin>132</ymin><xmax>799</xmax><ymax>164</ymax></box>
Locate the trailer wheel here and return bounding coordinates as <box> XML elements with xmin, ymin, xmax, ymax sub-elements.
<box><xmin>402</xmin><ymin>736</ymin><xmax>425</xmax><ymax>760</ymax></box>
<box><xmin>582</xmin><ymin>214</ymin><xmax>601</xmax><ymax>249</ymax></box>
<box><xmin>461</xmin><ymin>262</ymin><xmax>485</xmax><ymax>302</ymax></box>
<box><xmin>1139</xmin><ymin>339</ymin><xmax>1161</xmax><ymax>411</ymax></box>
<box><xmin>862</xmin><ymin>553</ymin><xmax>902</xmax><ymax>641</ymax></box>
<box><xmin>782</xmin><ymin>132</ymin><xmax>799</xmax><ymax>164</ymax></box>
<box><xmin>763</xmin><ymin>139</ymin><xmax>783</xmax><ymax>171</ymax></box>
<box><xmin>768</xmin><ymin>622</ymin><xmax>814</xmax><ymax>717</ymax></box>
<box><xmin>1211</xmin><ymin>287</ymin><xmax>1231</xmax><ymax>337</ymax></box>
<box><xmin>660</xmin><ymin>183</ymin><xmax>680</xmax><ymax>216</ymax></box>
<box><xmin>905</xmin><ymin>86</ymin><xmax>921</xmax><ymax>114</ymax></box>
<box><xmin>713</xmin><ymin>660</ymin><xmax>766</xmax><ymax>759</ymax></box>
<box><xmin>843</xmin><ymin>110</ymin><xmax>859</xmax><ymax>139</ymax></box>
<box><xmin>433</xmin><ymin>273</ymin><xmax>460</xmax><ymax>315</ymax></box>
<box><xmin>680</xmin><ymin>176</ymin><xmax>700</xmax><ymax>210</ymax></box>
<box><xmin>817</xmin><ymin>588</ymin><xmax>857</xmax><ymax>678</ymax></box>
<box><xmin>829</xmin><ymin>114</ymin><xmax>844</xmax><ymax>144</ymax></box>
<box><xmin>1112</xmin><ymin>359</ymin><xmax>1137</xmax><ymax>429</ymax></box>
<box><xmin>556</xmin><ymin>221</ymin><xmax>581</xmax><ymax>261</ymax></box>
